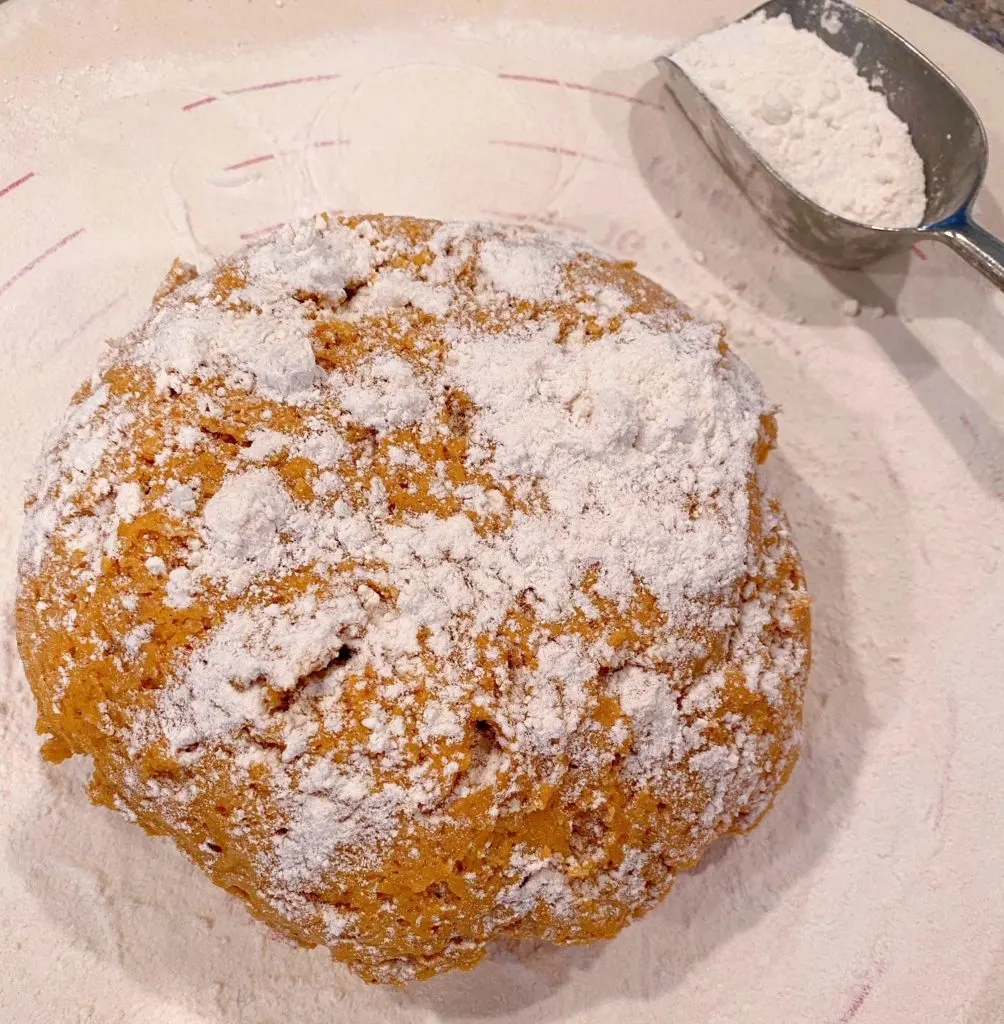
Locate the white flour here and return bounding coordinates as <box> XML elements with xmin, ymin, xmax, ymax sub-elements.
<box><xmin>1</xmin><ymin>4</ymin><xmax>1003</xmax><ymax>1024</ymax></box>
<box><xmin>673</xmin><ymin>12</ymin><xmax>928</xmax><ymax>228</ymax></box>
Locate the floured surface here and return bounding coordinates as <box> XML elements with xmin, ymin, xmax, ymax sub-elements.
<box><xmin>1</xmin><ymin>0</ymin><xmax>1003</xmax><ymax>1022</ymax></box>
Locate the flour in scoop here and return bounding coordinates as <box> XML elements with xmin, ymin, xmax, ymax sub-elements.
<box><xmin>673</xmin><ymin>13</ymin><xmax>928</xmax><ymax>228</ymax></box>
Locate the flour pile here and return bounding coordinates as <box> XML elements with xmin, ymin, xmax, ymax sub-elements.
<box><xmin>672</xmin><ymin>12</ymin><xmax>928</xmax><ymax>228</ymax></box>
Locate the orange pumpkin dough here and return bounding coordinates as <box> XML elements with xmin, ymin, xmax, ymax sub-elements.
<box><xmin>15</xmin><ymin>214</ymin><xmax>810</xmax><ymax>984</ymax></box>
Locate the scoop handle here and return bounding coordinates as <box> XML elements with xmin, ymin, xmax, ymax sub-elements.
<box><xmin>938</xmin><ymin>213</ymin><xmax>1004</xmax><ymax>292</ymax></box>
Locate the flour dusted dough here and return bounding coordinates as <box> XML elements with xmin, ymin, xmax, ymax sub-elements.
<box><xmin>15</xmin><ymin>214</ymin><xmax>810</xmax><ymax>984</ymax></box>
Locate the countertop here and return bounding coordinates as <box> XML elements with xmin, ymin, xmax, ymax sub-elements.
<box><xmin>910</xmin><ymin>0</ymin><xmax>1004</xmax><ymax>50</ymax></box>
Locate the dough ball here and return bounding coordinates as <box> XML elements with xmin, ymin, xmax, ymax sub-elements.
<box><xmin>16</xmin><ymin>214</ymin><xmax>810</xmax><ymax>983</ymax></box>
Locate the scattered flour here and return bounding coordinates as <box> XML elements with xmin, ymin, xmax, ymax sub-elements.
<box><xmin>672</xmin><ymin>12</ymin><xmax>928</xmax><ymax>227</ymax></box>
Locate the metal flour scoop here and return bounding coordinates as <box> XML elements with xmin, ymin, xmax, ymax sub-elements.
<box><xmin>656</xmin><ymin>0</ymin><xmax>1004</xmax><ymax>290</ymax></box>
